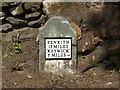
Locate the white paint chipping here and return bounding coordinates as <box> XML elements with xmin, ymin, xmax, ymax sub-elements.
<box><xmin>45</xmin><ymin>60</ymin><xmax>74</xmax><ymax>73</ymax></box>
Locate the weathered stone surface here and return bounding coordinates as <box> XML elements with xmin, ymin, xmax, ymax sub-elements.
<box><xmin>0</xmin><ymin>2</ymin><xmax>9</xmax><ymax>8</ymax></box>
<box><xmin>43</xmin><ymin>1</ymin><xmax>59</xmax><ymax>14</ymax></box>
<box><xmin>0</xmin><ymin>12</ymin><xmax>6</xmax><ymax>21</ymax></box>
<box><xmin>0</xmin><ymin>2</ymin><xmax>20</xmax><ymax>8</ymax></box>
<box><xmin>6</xmin><ymin>17</ymin><xmax>27</xmax><ymax>29</ymax></box>
<box><xmin>0</xmin><ymin>2</ymin><xmax>11</xmax><ymax>8</ymax></box>
<box><xmin>10</xmin><ymin>3</ymin><xmax>24</xmax><ymax>16</ymax></box>
<box><xmin>0</xmin><ymin>23</ymin><xmax>13</xmax><ymax>33</ymax></box>
<box><xmin>39</xmin><ymin>16</ymin><xmax>77</xmax><ymax>73</ymax></box>
<box><xmin>24</xmin><ymin>2</ymin><xmax>42</xmax><ymax>12</ymax></box>
<box><xmin>25</xmin><ymin>12</ymin><xmax>41</xmax><ymax>21</ymax></box>
<box><xmin>28</xmin><ymin>15</ymin><xmax>47</xmax><ymax>28</ymax></box>
<box><xmin>10</xmin><ymin>2</ymin><xmax>20</xmax><ymax>6</ymax></box>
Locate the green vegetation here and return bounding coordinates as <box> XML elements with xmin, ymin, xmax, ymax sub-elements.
<box><xmin>12</xmin><ymin>34</ymin><xmax>22</xmax><ymax>54</ymax></box>
<box><xmin>13</xmin><ymin>43</ymin><xmax>21</xmax><ymax>54</ymax></box>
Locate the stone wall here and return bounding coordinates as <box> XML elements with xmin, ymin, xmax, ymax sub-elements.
<box><xmin>1</xmin><ymin>2</ymin><xmax>48</xmax><ymax>32</ymax></box>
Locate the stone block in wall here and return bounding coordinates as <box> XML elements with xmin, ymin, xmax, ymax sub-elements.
<box><xmin>25</xmin><ymin>12</ymin><xmax>41</xmax><ymax>21</ymax></box>
<box><xmin>24</xmin><ymin>2</ymin><xmax>42</xmax><ymax>13</ymax></box>
<box><xmin>9</xmin><ymin>3</ymin><xmax>24</xmax><ymax>16</ymax></box>
<box><xmin>6</xmin><ymin>17</ymin><xmax>27</xmax><ymax>29</ymax></box>
<box><xmin>0</xmin><ymin>23</ymin><xmax>13</xmax><ymax>33</ymax></box>
<box><xmin>28</xmin><ymin>15</ymin><xmax>47</xmax><ymax>28</ymax></box>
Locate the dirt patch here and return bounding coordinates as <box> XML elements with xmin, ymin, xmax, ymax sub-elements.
<box><xmin>1</xmin><ymin>2</ymin><xmax>119</xmax><ymax>89</ymax></box>
<box><xmin>2</xmin><ymin>29</ymin><xmax>119</xmax><ymax>88</ymax></box>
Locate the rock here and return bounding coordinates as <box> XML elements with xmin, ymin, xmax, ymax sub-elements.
<box><xmin>0</xmin><ymin>12</ymin><xmax>6</xmax><ymax>21</ymax></box>
<box><xmin>10</xmin><ymin>2</ymin><xmax>20</xmax><ymax>6</ymax></box>
<box><xmin>0</xmin><ymin>2</ymin><xmax>20</xmax><ymax>8</ymax></box>
<box><xmin>0</xmin><ymin>2</ymin><xmax>10</xmax><ymax>8</ymax></box>
<box><xmin>28</xmin><ymin>15</ymin><xmax>48</xmax><ymax>28</ymax></box>
<box><xmin>25</xmin><ymin>12</ymin><xmax>41</xmax><ymax>21</ymax></box>
<box><xmin>11</xmin><ymin>62</ymin><xmax>25</xmax><ymax>72</ymax></box>
<box><xmin>106</xmin><ymin>82</ymin><xmax>112</xmax><ymax>86</ymax></box>
<box><xmin>10</xmin><ymin>3</ymin><xmax>24</xmax><ymax>16</ymax></box>
<box><xmin>6</xmin><ymin>17</ymin><xmax>27</xmax><ymax>29</ymax></box>
<box><xmin>24</xmin><ymin>2</ymin><xmax>42</xmax><ymax>12</ymax></box>
<box><xmin>14</xmin><ymin>82</ymin><xmax>17</xmax><ymax>86</ymax></box>
<box><xmin>0</xmin><ymin>23</ymin><xmax>13</xmax><ymax>33</ymax></box>
<box><xmin>0</xmin><ymin>10</ymin><xmax>10</xmax><ymax>24</ymax></box>
<box><xmin>81</xmin><ymin>24</ymin><xmax>90</xmax><ymax>32</ymax></box>
<box><xmin>43</xmin><ymin>1</ymin><xmax>59</xmax><ymax>14</ymax></box>
<box><xmin>26</xmin><ymin>75</ymin><xmax>33</xmax><ymax>79</ymax></box>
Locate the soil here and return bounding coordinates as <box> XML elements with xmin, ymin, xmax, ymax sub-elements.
<box><xmin>2</xmin><ymin>28</ymin><xmax>119</xmax><ymax>88</ymax></box>
<box><xmin>1</xmin><ymin>2</ymin><xmax>120</xmax><ymax>89</ymax></box>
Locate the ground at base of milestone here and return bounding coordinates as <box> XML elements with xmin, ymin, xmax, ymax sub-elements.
<box><xmin>2</xmin><ymin>29</ymin><xmax>119</xmax><ymax>88</ymax></box>
<box><xmin>1</xmin><ymin>2</ymin><xmax>119</xmax><ymax>89</ymax></box>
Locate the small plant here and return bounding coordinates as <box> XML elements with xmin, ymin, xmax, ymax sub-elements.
<box><xmin>13</xmin><ymin>43</ymin><xmax>22</xmax><ymax>54</ymax></box>
<box><xmin>12</xmin><ymin>34</ymin><xmax>22</xmax><ymax>54</ymax></box>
